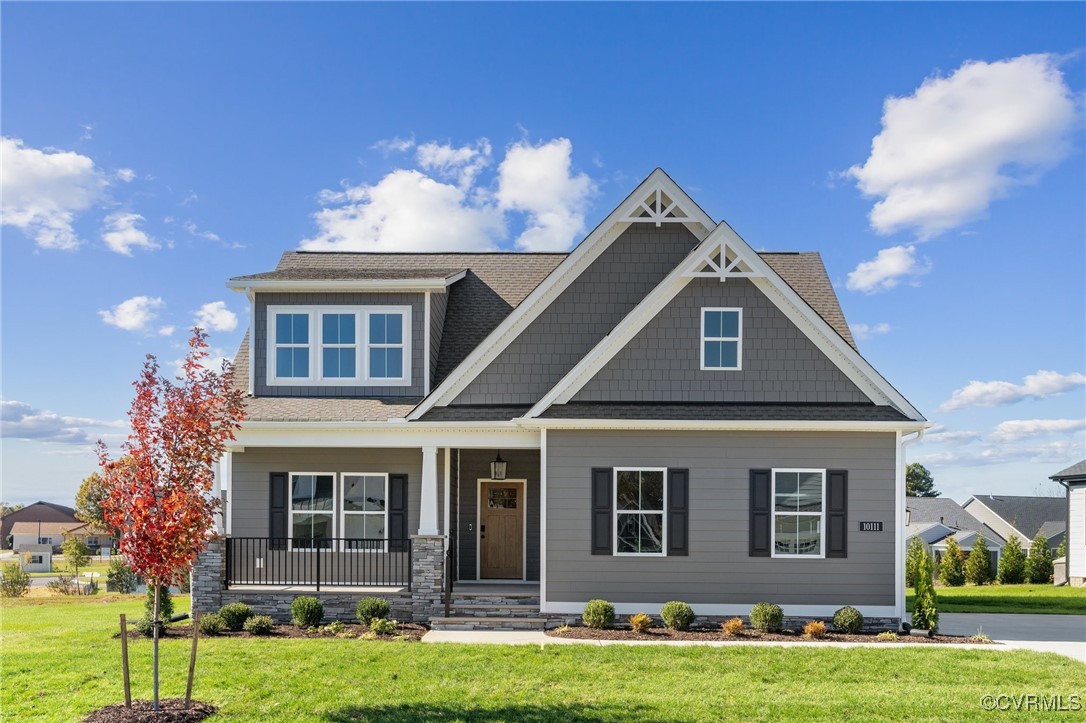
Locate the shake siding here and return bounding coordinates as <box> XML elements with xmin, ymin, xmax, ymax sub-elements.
<box><xmin>545</xmin><ymin>430</ymin><xmax>896</xmax><ymax>606</ymax></box>
<box><xmin>451</xmin><ymin>224</ymin><xmax>700</xmax><ymax>406</ymax></box>
<box><xmin>230</xmin><ymin>447</ymin><xmax>445</xmax><ymax>539</ymax></box>
<box><xmin>253</xmin><ymin>292</ymin><xmax>425</xmax><ymax>397</ymax></box>
<box><xmin>574</xmin><ymin>277</ymin><xmax>869</xmax><ymax>403</ymax></box>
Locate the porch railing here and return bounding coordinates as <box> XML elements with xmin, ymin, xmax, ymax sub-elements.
<box><xmin>224</xmin><ymin>537</ymin><xmax>412</xmax><ymax>590</ymax></box>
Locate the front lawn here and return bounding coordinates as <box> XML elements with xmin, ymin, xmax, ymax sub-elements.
<box><xmin>2</xmin><ymin>596</ymin><xmax>1082</xmax><ymax>721</ymax></box>
<box><xmin>906</xmin><ymin>583</ymin><xmax>1086</xmax><ymax>615</ymax></box>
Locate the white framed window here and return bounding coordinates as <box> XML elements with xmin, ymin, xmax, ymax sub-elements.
<box><xmin>701</xmin><ymin>307</ymin><xmax>742</xmax><ymax>370</ymax></box>
<box><xmin>341</xmin><ymin>473</ymin><xmax>388</xmax><ymax>552</ymax></box>
<box><xmin>30</xmin><ymin>555</ymin><xmax>43</xmax><ymax>565</ymax></box>
<box><xmin>614</xmin><ymin>467</ymin><xmax>667</xmax><ymax>556</ymax></box>
<box><xmin>289</xmin><ymin>472</ymin><xmax>335</xmax><ymax>550</ymax></box>
<box><xmin>267</xmin><ymin>305</ymin><xmax>412</xmax><ymax>386</ymax></box>
<box><xmin>771</xmin><ymin>468</ymin><xmax>825</xmax><ymax>558</ymax></box>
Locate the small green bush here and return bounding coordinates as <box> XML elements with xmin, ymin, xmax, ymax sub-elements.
<box><xmin>912</xmin><ymin>545</ymin><xmax>939</xmax><ymax>632</ymax></box>
<box><xmin>325</xmin><ymin>621</ymin><xmax>348</xmax><ymax>636</ymax></box>
<box><xmin>905</xmin><ymin>536</ymin><xmax>926</xmax><ymax>588</ymax></box>
<box><xmin>198</xmin><ymin>613</ymin><xmax>225</xmax><ymax>636</ymax></box>
<box><xmin>660</xmin><ymin>601</ymin><xmax>695</xmax><ymax>631</ymax></box>
<box><xmin>370</xmin><ymin>617</ymin><xmax>397</xmax><ymax>634</ymax></box>
<box><xmin>291</xmin><ymin>595</ymin><xmax>324</xmax><ymax>628</ymax></box>
<box><xmin>218</xmin><ymin>602</ymin><xmax>254</xmax><ymax>631</ymax></box>
<box><xmin>356</xmin><ymin>597</ymin><xmax>391</xmax><ymax>625</ymax></box>
<box><xmin>875</xmin><ymin>631</ymin><xmax>899</xmax><ymax>641</ymax></box>
<box><xmin>832</xmin><ymin>606</ymin><xmax>864</xmax><ymax>634</ymax></box>
<box><xmin>582</xmin><ymin>599</ymin><xmax>615</xmax><ymax>629</ymax></box>
<box><xmin>997</xmin><ymin>534</ymin><xmax>1026</xmax><ymax>584</ymax></box>
<box><xmin>145</xmin><ymin>585</ymin><xmax>174</xmax><ymax>622</ymax></box>
<box><xmin>1025</xmin><ymin>532</ymin><xmax>1054</xmax><ymax>584</ymax></box>
<box><xmin>243</xmin><ymin>615</ymin><xmax>275</xmax><ymax>635</ymax></box>
<box><xmin>749</xmin><ymin>602</ymin><xmax>783</xmax><ymax>632</ymax></box>
<box><xmin>133</xmin><ymin>617</ymin><xmax>165</xmax><ymax>637</ymax></box>
<box><xmin>0</xmin><ymin>563</ymin><xmax>31</xmax><ymax>597</ymax></box>
<box><xmin>106</xmin><ymin>560</ymin><xmax>137</xmax><ymax>593</ymax></box>
<box><xmin>939</xmin><ymin>538</ymin><xmax>966</xmax><ymax>586</ymax></box>
<box><xmin>965</xmin><ymin>537</ymin><xmax>993</xmax><ymax>585</ymax></box>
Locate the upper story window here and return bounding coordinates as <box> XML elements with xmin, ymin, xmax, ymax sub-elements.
<box><xmin>701</xmin><ymin>307</ymin><xmax>742</xmax><ymax>370</ymax></box>
<box><xmin>772</xmin><ymin>469</ymin><xmax>824</xmax><ymax>558</ymax></box>
<box><xmin>614</xmin><ymin>468</ymin><xmax>667</xmax><ymax>556</ymax></box>
<box><xmin>267</xmin><ymin>305</ymin><xmax>412</xmax><ymax>386</ymax></box>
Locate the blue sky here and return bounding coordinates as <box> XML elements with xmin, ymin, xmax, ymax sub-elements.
<box><xmin>2</xmin><ymin>2</ymin><xmax>1084</xmax><ymax>506</ymax></box>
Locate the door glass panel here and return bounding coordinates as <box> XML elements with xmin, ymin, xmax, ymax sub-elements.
<box><xmin>487</xmin><ymin>487</ymin><xmax>517</xmax><ymax>509</ymax></box>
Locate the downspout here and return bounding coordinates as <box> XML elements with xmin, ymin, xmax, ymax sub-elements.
<box><xmin>896</xmin><ymin>429</ymin><xmax>925</xmax><ymax>626</ymax></box>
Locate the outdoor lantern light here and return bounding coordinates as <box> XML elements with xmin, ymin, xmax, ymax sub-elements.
<box><xmin>905</xmin><ymin>507</ymin><xmax>911</xmax><ymax>526</ymax></box>
<box><xmin>490</xmin><ymin>453</ymin><xmax>507</xmax><ymax>480</ymax></box>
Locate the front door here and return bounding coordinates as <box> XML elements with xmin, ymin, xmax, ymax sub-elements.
<box><xmin>479</xmin><ymin>481</ymin><xmax>524</xmax><ymax>579</ymax></box>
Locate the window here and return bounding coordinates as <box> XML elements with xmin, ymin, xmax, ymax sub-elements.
<box><xmin>38</xmin><ymin>537</ymin><xmax>51</xmax><ymax>545</ymax></box>
<box><xmin>289</xmin><ymin>473</ymin><xmax>335</xmax><ymax>549</ymax></box>
<box><xmin>772</xmin><ymin>469</ymin><xmax>825</xmax><ymax>557</ymax></box>
<box><xmin>701</xmin><ymin>308</ymin><xmax>742</xmax><ymax>370</ymax></box>
<box><xmin>321</xmin><ymin>313</ymin><xmax>357</xmax><ymax>378</ymax></box>
<box><xmin>614</xmin><ymin>468</ymin><xmax>667</xmax><ymax>555</ymax></box>
<box><xmin>30</xmin><ymin>555</ymin><xmax>43</xmax><ymax>565</ymax></box>
<box><xmin>366</xmin><ymin>312</ymin><xmax>405</xmax><ymax>380</ymax></box>
<box><xmin>342</xmin><ymin>473</ymin><xmax>387</xmax><ymax>551</ymax></box>
<box><xmin>274</xmin><ymin>312</ymin><xmax>310</xmax><ymax>378</ymax></box>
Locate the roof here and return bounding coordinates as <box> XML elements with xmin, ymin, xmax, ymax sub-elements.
<box><xmin>1036</xmin><ymin>520</ymin><xmax>1067</xmax><ymax>541</ymax></box>
<box><xmin>243</xmin><ymin>396</ymin><xmax>421</xmax><ymax>423</ymax></box>
<box><xmin>539</xmin><ymin>402</ymin><xmax>910</xmax><ymax>422</ymax></box>
<box><xmin>760</xmin><ymin>252</ymin><xmax>856</xmax><ymax>350</ymax></box>
<box><xmin>967</xmin><ymin>494</ymin><xmax>1067</xmax><ymax>541</ymax></box>
<box><xmin>1</xmin><ymin>501</ymin><xmax>76</xmax><ymax>520</ymax></box>
<box><xmin>1051</xmin><ymin>459</ymin><xmax>1086</xmax><ymax>481</ymax></box>
<box><xmin>231</xmin><ymin>266</ymin><xmax>468</xmax><ymax>282</ymax></box>
<box><xmin>10</xmin><ymin>521</ymin><xmax>108</xmax><ymax>536</ymax></box>
<box><xmin>905</xmin><ymin>497</ymin><xmax>1004</xmax><ymax>543</ymax></box>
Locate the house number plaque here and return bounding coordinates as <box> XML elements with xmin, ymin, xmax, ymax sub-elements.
<box><xmin>858</xmin><ymin>521</ymin><xmax>883</xmax><ymax>532</ymax></box>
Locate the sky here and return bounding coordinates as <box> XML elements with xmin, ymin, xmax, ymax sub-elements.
<box><xmin>2</xmin><ymin>2</ymin><xmax>1084</xmax><ymax>507</ymax></box>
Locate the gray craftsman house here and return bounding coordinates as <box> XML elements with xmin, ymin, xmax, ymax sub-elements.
<box><xmin>192</xmin><ymin>170</ymin><xmax>928</xmax><ymax>629</ymax></box>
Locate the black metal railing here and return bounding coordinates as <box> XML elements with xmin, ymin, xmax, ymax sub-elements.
<box><xmin>225</xmin><ymin>537</ymin><xmax>411</xmax><ymax>590</ymax></box>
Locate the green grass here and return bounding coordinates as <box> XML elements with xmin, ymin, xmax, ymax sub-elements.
<box><xmin>2</xmin><ymin>596</ymin><xmax>1083</xmax><ymax>722</ymax></box>
<box><xmin>906</xmin><ymin>583</ymin><xmax>1086</xmax><ymax>615</ymax></box>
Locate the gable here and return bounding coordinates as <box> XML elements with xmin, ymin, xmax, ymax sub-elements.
<box><xmin>571</xmin><ymin>276</ymin><xmax>870</xmax><ymax>404</ymax></box>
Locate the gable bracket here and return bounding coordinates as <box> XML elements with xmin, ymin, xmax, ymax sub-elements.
<box><xmin>681</xmin><ymin>238</ymin><xmax>764</xmax><ymax>282</ymax></box>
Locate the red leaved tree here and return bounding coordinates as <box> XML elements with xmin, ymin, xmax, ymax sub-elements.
<box><xmin>97</xmin><ymin>329</ymin><xmax>245</xmax><ymax>711</ymax></box>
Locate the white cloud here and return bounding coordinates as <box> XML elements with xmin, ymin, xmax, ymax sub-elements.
<box><xmin>80</xmin><ymin>124</ymin><xmax>94</xmax><ymax>141</ymax></box>
<box><xmin>918</xmin><ymin>438</ymin><xmax>1085</xmax><ymax>467</ymax></box>
<box><xmin>989</xmin><ymin>418</ymin><xmax>1086</xmax><ymax>443</ymax></box>
<box><xmin>497</xmin><ymin>138</ymin><xmax>596</xmax><ymax>252</ymax></box>
<box><xmin>0</xmin><ymin>136</ymin><xmax>109</xmax><ymax>250</ymax></box>
<box><xmin>1</xmin><ymin>399</ymin><xmax>125</xmax><ymax>445</ymax></box>
<box><xmin>848</xmin><ymin>54</ymin><xmax>1077</xmax><ymax>238</ymax></box>
<box><xmin>416</xmin><ymin>139</ymin><xmax>491</xmax><ymax>188</ymax></box>
<box><xmin>940</xmin><ymin>370</ymin><xmax>1086</xmax><ymax>412</ymax></box>
<box><xmin>194</xmin><ymin>301</ymin><xmax>238</xmax><ymax>332</ymax></box>
<box><xmin>921</xmin><ymin>424</ymin><xmax>982</xmax><ymax>444</ymax></box>
<box><xmin>98</xmin><ymin>295</ymin><xmax>165</xmax><ymax>332</ymax></box>
<box><xmin>101</xmin><ymin>212</ymin><xmax>158</xmax><ymax>255</ymax></box>
<box><xmin>849</xmin><ymin>322</ymin><xmax>891</xmax><ymax>340</ymax></box>
<box><xmin>158</xmin><ymin>325</ymin><xmax>176</xmax><ymax>336</ymax></box>
<box><xmin>184</xmin><ymin>220</ymin><xmax>220</xmax><ymax>242</ymax></box>
<box><xmin>846</xmin><ymin>244</ymin><xmax>930</xmax><ymax>293</ymax></box>
<box><xmin>372</xmin><ymin>135</ymin><xmax>415</xmax><ymax>154</ymax></box>
<box><xmin>116</xmin><ymin>168</ymin><xmax>136</xmax><ymax>183</ymax></box>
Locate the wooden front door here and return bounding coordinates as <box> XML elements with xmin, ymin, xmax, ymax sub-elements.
<box><xmin>479</xmin><ymin>481</ymin><xmax>524</xmax><ymax>579</ymax></box>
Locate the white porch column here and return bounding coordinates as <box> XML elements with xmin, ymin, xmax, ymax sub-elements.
<box><xmin>218</xmin><ymin>450</ymin><xmax>233</xmax><ymax>536</ymax></box>
<box><xmin>419</xmin><ymin>446</ymin><xmax>440</xmax><ymax>535</ymax></box>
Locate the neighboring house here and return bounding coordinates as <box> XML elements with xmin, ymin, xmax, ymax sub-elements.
<box><xmin>962</xmin><ymin>494</ymin><xmax>1066</xmax><ymax>554</ymax></box>
<box><xmin>9</xmin><ymin>521</ymin><xmax>114</xmax><ymax>553</ymax></box>
<box><xmin>1052</xmin><ymin>460</ymin><xmax>1086</xmax><ymax>586</ymax></box>
<box><xmin>17</xmin><ymin>544</ymin><xmax>53</xmax><ymax>573</ymax></box>
<box><xmin>904</xmin><ymin>497</ymin><xmax>1003</xmax><ymax>569</ymax></box>
<box><xmin>192</xmin><ymin>169</ymin><xmax>928</xmax><ymax>630</ymax></box>
<box><xmin>1</xmin><ymin>501</ymin><xmax>78</xmax><ymax>549</ymax></box>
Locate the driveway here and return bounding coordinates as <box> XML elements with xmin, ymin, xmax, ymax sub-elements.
<box><xmin>939</xmin><ymin>613</ymin><xmax>1086</xmax><ymax>664</ymax></box>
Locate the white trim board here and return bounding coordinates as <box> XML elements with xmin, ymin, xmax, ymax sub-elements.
<box><xmin>541</xmin><ymin>602</ymin><xmax>900</xmax><ymax>618</ymax></box>
<box><xmin>227</xmin><ymin>271</ymin><xmax>466</xmax><ymax>293</ymax></box>
<box><xmin>407</xmin><ymin>169</ymin><xmax>715</xmax><ymax>421</ymax></box>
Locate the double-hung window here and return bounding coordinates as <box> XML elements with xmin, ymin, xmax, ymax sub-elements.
<box><xmin>772</xmin><ymin>469</ymin><xmax>825</xmax><ymax>557</ymax></box>
<box><xmin>321</xmin><ymin>313</ymin><xmax>357</xmax><ymax>378</ymax></box>
<box><xmin>275</xmin><ymin>313</ymin><xmax>310</xmax><ymax>378</ymax></box>
<box><xmin>289</xmin><ymin>473</ymin><xmax>335</xmax><ymax>549</ymax></box>
<box><xmin>614</xmin><ymin>468</ymin><xmax>667</xmax><ymax>555</ymax></box>
<box><xmin>701</xmin><ymin>308</ymin><xmax>742</xmax><ymax>370</ymax></box>
<box><xmin>341</xmin><ymin>473</ymin><xmax>388</xmax><ymax>551</ymax></box>
<box><xmin>366</xmin><ymin>312</ymin><xmax>405</xmax><ymax>381</ymax></box>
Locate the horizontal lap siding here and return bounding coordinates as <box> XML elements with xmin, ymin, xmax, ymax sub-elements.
<box><xmin>546</xmin><ymin>430</ymin><xmax>896</xmax><ymax>606</ymax></box>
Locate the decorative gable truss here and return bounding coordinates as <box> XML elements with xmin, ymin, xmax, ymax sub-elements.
<box><xmin>682</xmin><ymin>233</ymin><xmax>764</xmax><ymax>281</ymax></box>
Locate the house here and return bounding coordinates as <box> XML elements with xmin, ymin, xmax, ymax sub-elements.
<box><xmin>192</xmin><ymin>170</ymin><xmax>928</xmax><ymax>630</ymax></box>
<box><xmin>1</xmin><ymin>501</ymin><xmax>78</xmax><ymax>549</ymax></box>
<box><xmin>962</xmin><ymin>494</ymin><xmax>1066</xmax><ymax>554</ymax></box>
<box><xmin>9</xmin><ymin>521</ymin><xmax>114</xmax><ymax>553</ymax></box>
<box><xmin>17</xmin><ymin>544</ymin><xmax>53</xmax><ymax>573</ymax></box>
<box><xmin>904</xmin><ymin>497</ymin><xmax>1003</xmax><ymax>569</ymax></box>
<box><xmin>1051</xmin><ymin>460</ymin><xmax>1086</xmax><ymax>586</ymax></box>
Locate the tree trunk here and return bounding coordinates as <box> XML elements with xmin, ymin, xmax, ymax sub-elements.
<box><xmin>152</xmin><ymin>583</ymin><xmax>160</xmax><ymax>712</ymax></box>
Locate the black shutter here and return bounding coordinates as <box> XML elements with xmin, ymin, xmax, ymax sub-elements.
<box><xmin>749</xmin><ymin>469</ymin><xmax>771</xmax><ymax>557</ymax></box>
<box><xmin>591</xmin><ymin>468</ymin><xmax>612</xmax><ymax>555</ymax></box>
<box><xmin>388</xmin><ymin>474</ymin><xmax>409</xmax><ymax>552</ymax></box>
<box><xmin>269</xmin><ymin>472</ymin><xmax>288</xmax><ymax>550</ymax></box>
<box><xmin>667</xmin><ymin>469</ymin><xmax>689</xmax><ymax>556</ymax></box>
<box><xmin>827</xmin><ymin>470</ymin><xmax>848</xmax><ymax>558</ymax></box>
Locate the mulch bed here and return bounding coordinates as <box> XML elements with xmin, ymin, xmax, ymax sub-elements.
<box><xmin>84</xmin><ymin>699</ymin><xmax>216</xmax><ymax>722</ymax></box>
<box><xmin>118</xmin><ymin>622</ymin><xmax>428</xmax><ymax>642</ymax></box>
<box><xmin>547</xmin><ymin>626</ymin><xmax>996</xmax><ymax>645</ymax></box>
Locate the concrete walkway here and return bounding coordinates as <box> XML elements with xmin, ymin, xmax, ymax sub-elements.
<box><xmin>939</xmin><ymin>613</ymin><xmax>1085</xmax><ymax>664</ymax></box>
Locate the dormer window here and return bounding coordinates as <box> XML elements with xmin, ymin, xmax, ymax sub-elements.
<box><xmin>701</xmin><ymin>308</ymin><xmax>742</xmax><ymax>370</ymax></box>
<box><xmin>267</xmin><ymin>305</ymin><xmax>411</xmax><ymax>386</ymax></box>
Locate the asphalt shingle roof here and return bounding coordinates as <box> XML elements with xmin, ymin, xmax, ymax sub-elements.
<box><xmin>760</xmin><ymin>252</ymin><xmax>857</xmax><ymax>350</ymax></box>
<box><xmin>540</xmin><ymin>402</ymin><xmax>909</xmax><ymax>421</ymax></box>
<box><xmin>1051</xmin><ymin>459</ymin><xmax>1086</xmax><ymax>481</ymax></box>
<box><xmin>968</xmin><ymin>494</ymin><xmax>1067</xmax><ymax>541</ymax></box>
<box><xmin>904</xmin><ymin>497</ymin><xmax>1004</xmax><ymax>543</ymax></box>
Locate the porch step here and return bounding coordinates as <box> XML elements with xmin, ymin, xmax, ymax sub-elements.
<box><xmin>430</xmin><ymin>616</ymin><xmax>548</xmax><ymax>631</ymax></box>
<box><xmin>447</xmin><ymin>603</ymin><xmax>542</xmax><ymax>618</ymax></box>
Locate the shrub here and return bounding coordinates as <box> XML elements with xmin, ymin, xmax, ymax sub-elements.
<box><xmin>370</xmin><ymin>617</ymin><xmax>397</xmax><ymax>634</ymax></box>
<box><xmin>749</xmin><ymin>602</ymin><xmax>783</xmax><ymax>633</ymax></box>
<box><xmin>628</xmin><ymin>613</ymin><xmax>652</xmax><ymax>633</ymax></box>
<box><xmin>198</xmin><ymin>613</ymin><xmax>225</xmax><ymax>636</ymax></box>
<box><xmin>912</xmin><ymin>545</ymin><xmax>939</xmax><ymax>632</ymax></box>
<box><xmin>325</xmin><ymin>621</ymin><xmax>347</xmax><ymax>636</ymax></box>
<box><xmin>356</xmin><ymin>597</ymin><xmax>391</xmax><ymax>625</ymax></box>
<box><xmin>0</xmin><ymin>563</ymin><xmax>31</xmax><ymax>598</ymax></box>
<box><xmin>997</xmin><ymin>534</ymin><xmax>1026</xmax><ymax>584</ymax></box>
<box><xmin>832</xmin><ymin>606</ymin><xmax>864</xmax><ymax>634</ymax></box>
<box><xmin>145</xmin><ymin>585</ymin><xmax>174</xmax><ymax>622</ymax></box>
<box><xmin>938</xmin><ymin>538</ymin><xmax>966</xmax><ymax>587</ymax></box>
<box><xmin>62</xmin><ymin>536</ymin><xmax>90</xmax><ymax>575</ymax></box>
<box><xmin>803</xmin><ymin>620</ymin><xmax>827</xmax><ymax>639</ymax></box>
<box><xmin>965</xmin><ymin>537</ymin><xmax>993</xmax><ymax>585</ymax></box>
<box><xmin>1025</xmin><ymin>532</ymin><xmax>1054</xmax><ymax>584</ymax></box>
<box><xmin>106</xmin><ymin>560</ymin><xmax>137</xmax><ymax>593</ymax></box>
<box><xmin>47</xmin><ymin>574</ymin><xmax>81</xmax><ymax>596</ymax></box>
<box><xmin>582</xmin><ymin>599</ymin><xmax>615</xmax><ymax>629</ymax></box>
<box><xmin>660</xmin><ymin>601</ymin><xmax>695</xmax><ymax>631</ymax></box>
<box><xmin>875</xmin><ymin>631</ymin><xmax>899</xmax><ymax>642</ymax></box>
<box><xmin>721</xmin><ymin>617</ymin><xmax>745</xmax><ymax>636</ymax></box>
<box><xmin>218</xmin><ymin>602</ymin><xmax>254</xmax><ymax>631</ymax></box>
<box><xmin>243</xmin><ymin>615</ymin><xmax>275</xmax><ymax>635</ymax></box>
<box><xmin>552</xmin><ymin>624</ymin><xmax>572</xmax><ymax>635</ymax></box>
<box><xmin>291</xmin><ymin>596</ymin><xmax>324</xmax><ymax>628</ymax></box>
<box><xmin>134</xmin><ymin>617</ymin><xmax>164</xmax><ymax>637</ymax></box>
<box><xmin>905</xmin><ymin>537</ymin><xmax>926</xmax><ymax>588</ymax></box>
